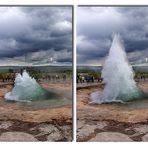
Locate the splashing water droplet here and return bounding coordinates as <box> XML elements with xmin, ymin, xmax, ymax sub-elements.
<box><xmin>90</xmin><ymin>34</ymin><xmax>145</xmax><ymax>104</ymax></box>
<box><xmin>5</xmin><ymin>70</ymin><xmax>58</xmax><ymax>102</ymax></box>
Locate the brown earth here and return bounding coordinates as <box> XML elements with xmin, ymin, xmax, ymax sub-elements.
<box><xmin>0</xmin><ymin>81</ymin><xmax>72</xmax><ymax>141</ymax></box>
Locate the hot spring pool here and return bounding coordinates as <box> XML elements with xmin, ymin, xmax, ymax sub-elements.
<box><xmin>3</xmin><ymin>70</ymin><xmax>72</xmax><ymax>109</ymax></box>
<box><xmin>4</xmin><ymin>90</ymin><xmax>72</xmax><ymax>110</ymax></box>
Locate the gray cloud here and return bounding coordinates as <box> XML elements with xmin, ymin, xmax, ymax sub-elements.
<box><xmin>0</xmin><ymin>7</ymin><xmax>72</xmax><ymax>66</ymax></box>
<box><xmin>77</xmin><ymin>7</ymin><xmax>148</xmax><ymax>66</ymax></box>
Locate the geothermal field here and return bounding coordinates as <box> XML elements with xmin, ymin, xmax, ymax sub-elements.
<box><xmin>0</xmin><ymin>66</ymin><xmax>72</xmax><ymax>141</ymax></box>
<box><xmin>77</xmin><ymin>34</ymin><xmax>148</xmax><ymax>142</ymax></box>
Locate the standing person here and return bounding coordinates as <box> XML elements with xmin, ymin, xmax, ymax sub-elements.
<box><xmin>48</xmin><ymin>75</ymin><xmax>51</xmax><ymax>81</ymax></box>
<box><xmin>143</xmin><ymin>75</ymin><xmax>146</xmax><ymax>81</ymax></box>
<box><xmin>63</xmin><ymin>74</ymin><xmax>66</xmax><ymax>81</ymax></box>
<box><xmin>91</xmin><ymin>75</ymin><xmax>94</xmax><ymax>83</ymax></box>
<box><xmin>77</xmin><ymin>75</ymin><xmax>79</xmax><ymax>83</ymax></box>
<box><xmin>82</xmin><ymin>76</ymin><xmax>85</xmax><ymax>83</ymax></box>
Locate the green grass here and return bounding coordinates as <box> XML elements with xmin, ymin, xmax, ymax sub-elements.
<box><xmin>0</xmin><ymin>66</ymin><xmax>72</xmax><ymax>80</ymax></box>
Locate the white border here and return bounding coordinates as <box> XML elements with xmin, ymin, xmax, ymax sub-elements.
<box><xmin>0</xmin><ymin>0</ymin><xmax>73</xmax><ymax>5</ymax></box>
<box><xmin>73</xmin><ymin>4</ymin><xmax>77</xmax><ymax>142</ymax></box>
<box><xmin>0</xmin><ymin>1</ymin><xmax>148</xmax><ymax>148</ymax></box>
<box><xmin>1</xmin><ymin>0</ymin><xmax>148</xmax><ymax>5</ymax></box>
<box><xmin>77</xmin><ymin>0</ymin><xmax>148</xmax><ymax>5</ymax></box>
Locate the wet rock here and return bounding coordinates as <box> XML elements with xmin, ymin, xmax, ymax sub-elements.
<box><xmin>38</xmin><ymin>124</ymin><xmax>58</xmax><ymax>134</ymax></box>
<box><xmin>32</xmin><ymin>124</ymin><xmax>61</xmax><ymax>141</ymax></box>
<box><xmin>77</xmin><ymin>121</ymin><xmax>107</xmax><ymax>141</ymax></box>
<box><xmin>32</xmin><ymin>124</ymin><xmax>72</xmax><ymax>141</ymax></box>
<box><xmin>60</xmin><ymin>125</ymin><xmax>72</xmax><ymax>141</ymax></box>
<box><xmin>96</xmin><ymin>121</ymin><xmax>107</xmax><ymax>129</ymax></box>
<box><xmin>133</xmin><ymin>125</ymin><xmax>148</xmax><ymax>134</ymax></box>
<box><xmin>0</xmin><ymin>132</ymin><xmax>38</xmax><ymax>142</ymax></box>
<box><xmin>77</xmin><ymin>124</ymin><xmax>96</xmax><ymax>141</ymax></box>
<box><xmin>0</xmin><ymin>121</ymin><xmax>13</xmax><ymax>129</ymax></box>
<box><xmin>60</xmin><ymin>125</ymin><xmax>71</xmax><ymax>132</ymax></box>
<box><xmin>47</xmin><ymin>131</ymin><xmax>63</xmax><ymax>141</ymax></box>
<box><xmin>77</xmin><ymin>120</ymin><xmax>85</xmax><ymax>129</ymax></box>
<box><xmin>89</xmin><ymin>132</ymin><xmax>133</xmax><ymax>142</ymax></box>
<box><xmin>31</xmin><ymin>123</ymin><xmax>59</xmax><ymax>137</ymax></box>
<box><xmin>142</xmin><ymin>133</ymin><xmax>148</xmax><ymax>141</ymax></box>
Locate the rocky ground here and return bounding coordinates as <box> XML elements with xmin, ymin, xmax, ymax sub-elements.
<box><xmin>0</xmin><ymin>81</ymin><xmax>72</xmax><ymax>142</ymax></box>
<box><xmin>0</xmin><ymin>119</ymin><xmax>72</xmax><ymax>141</ymax></box>
<box><xmin>77</xmin><ymin>81</ymin><xmax>148</xmax><ymax>142</ymax></box>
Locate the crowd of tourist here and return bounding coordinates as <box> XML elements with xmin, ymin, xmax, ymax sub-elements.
<box><xmin>0</xmin><ymin>72</ymin><xmax>70</xmax><ymax>83</ymax></box>
<box><xmin>77</xmin><ymin>73</ymin><xmax>147</xmax><ymax>84</ymax></box>
<box><xmin>77</xmin><ymin>74</ymin><xmax>103</xmax><ymax>83</ymax></box>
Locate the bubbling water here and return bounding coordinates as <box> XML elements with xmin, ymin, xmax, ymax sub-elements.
<box><xmin>90</xmin><ymin>34</ymin><xmax>143</xmax><ymax>104</ymax></box>
<box><xmin>5</xmin><ymin>70</ymin><xmax>57</xmax><ymax>102</ymax></box>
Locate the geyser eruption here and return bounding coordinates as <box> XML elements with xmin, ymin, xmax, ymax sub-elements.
<box><xmin>91</xmin><ymin>33</ymin><xmax>143</xmax><ymax>104</ymax></box>
<box><xmin>5</xmin><ymin>70</ymin><xmax>57</xmax><ymax>102</ymax></box>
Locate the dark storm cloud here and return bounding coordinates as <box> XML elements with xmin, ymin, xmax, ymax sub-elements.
<box><xmin>57</xmin><ymin>57</ymin><xmax>72</xmax><ymax>63</ymax></box>
<box><xmin>0</xmin><ymin>7</ymin><xmax>72</xmax><ymax>65</ymax></box>
<box><xmin>77</xmin><ymin>7</ymin><xmax>148</xmax><ymax>65</ymax></box>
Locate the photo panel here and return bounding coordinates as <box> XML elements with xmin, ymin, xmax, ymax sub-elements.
<box><xmin>0</xmin><ymin>6</ymin><xmax>73</xmax><ymax>142</ymax></box>
<box><xmin>77</xmin><ymin>6</ymin><xmax>148</xmax><ymax>142</ymax></box>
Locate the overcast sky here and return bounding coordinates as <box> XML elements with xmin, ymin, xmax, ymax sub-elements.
<box><xmin>77</xmin><ymin>7</ymin><xmax>148</xmax><ymax>66</ymax></box>
<box><xmin>0</xmin><ymin>7</ymin><xmax>72</xmax><ymax>66</ymax></box>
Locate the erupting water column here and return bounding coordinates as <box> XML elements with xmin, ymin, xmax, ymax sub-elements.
<box><xmin>90</xmin><ymin>33</ymin><xmax>142</xmax><ymax>104</ymax></box>
<box><xmin>5</xmin><ymin>70</ymin><xmax>56</xmax><ymax>102</ymax></box>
